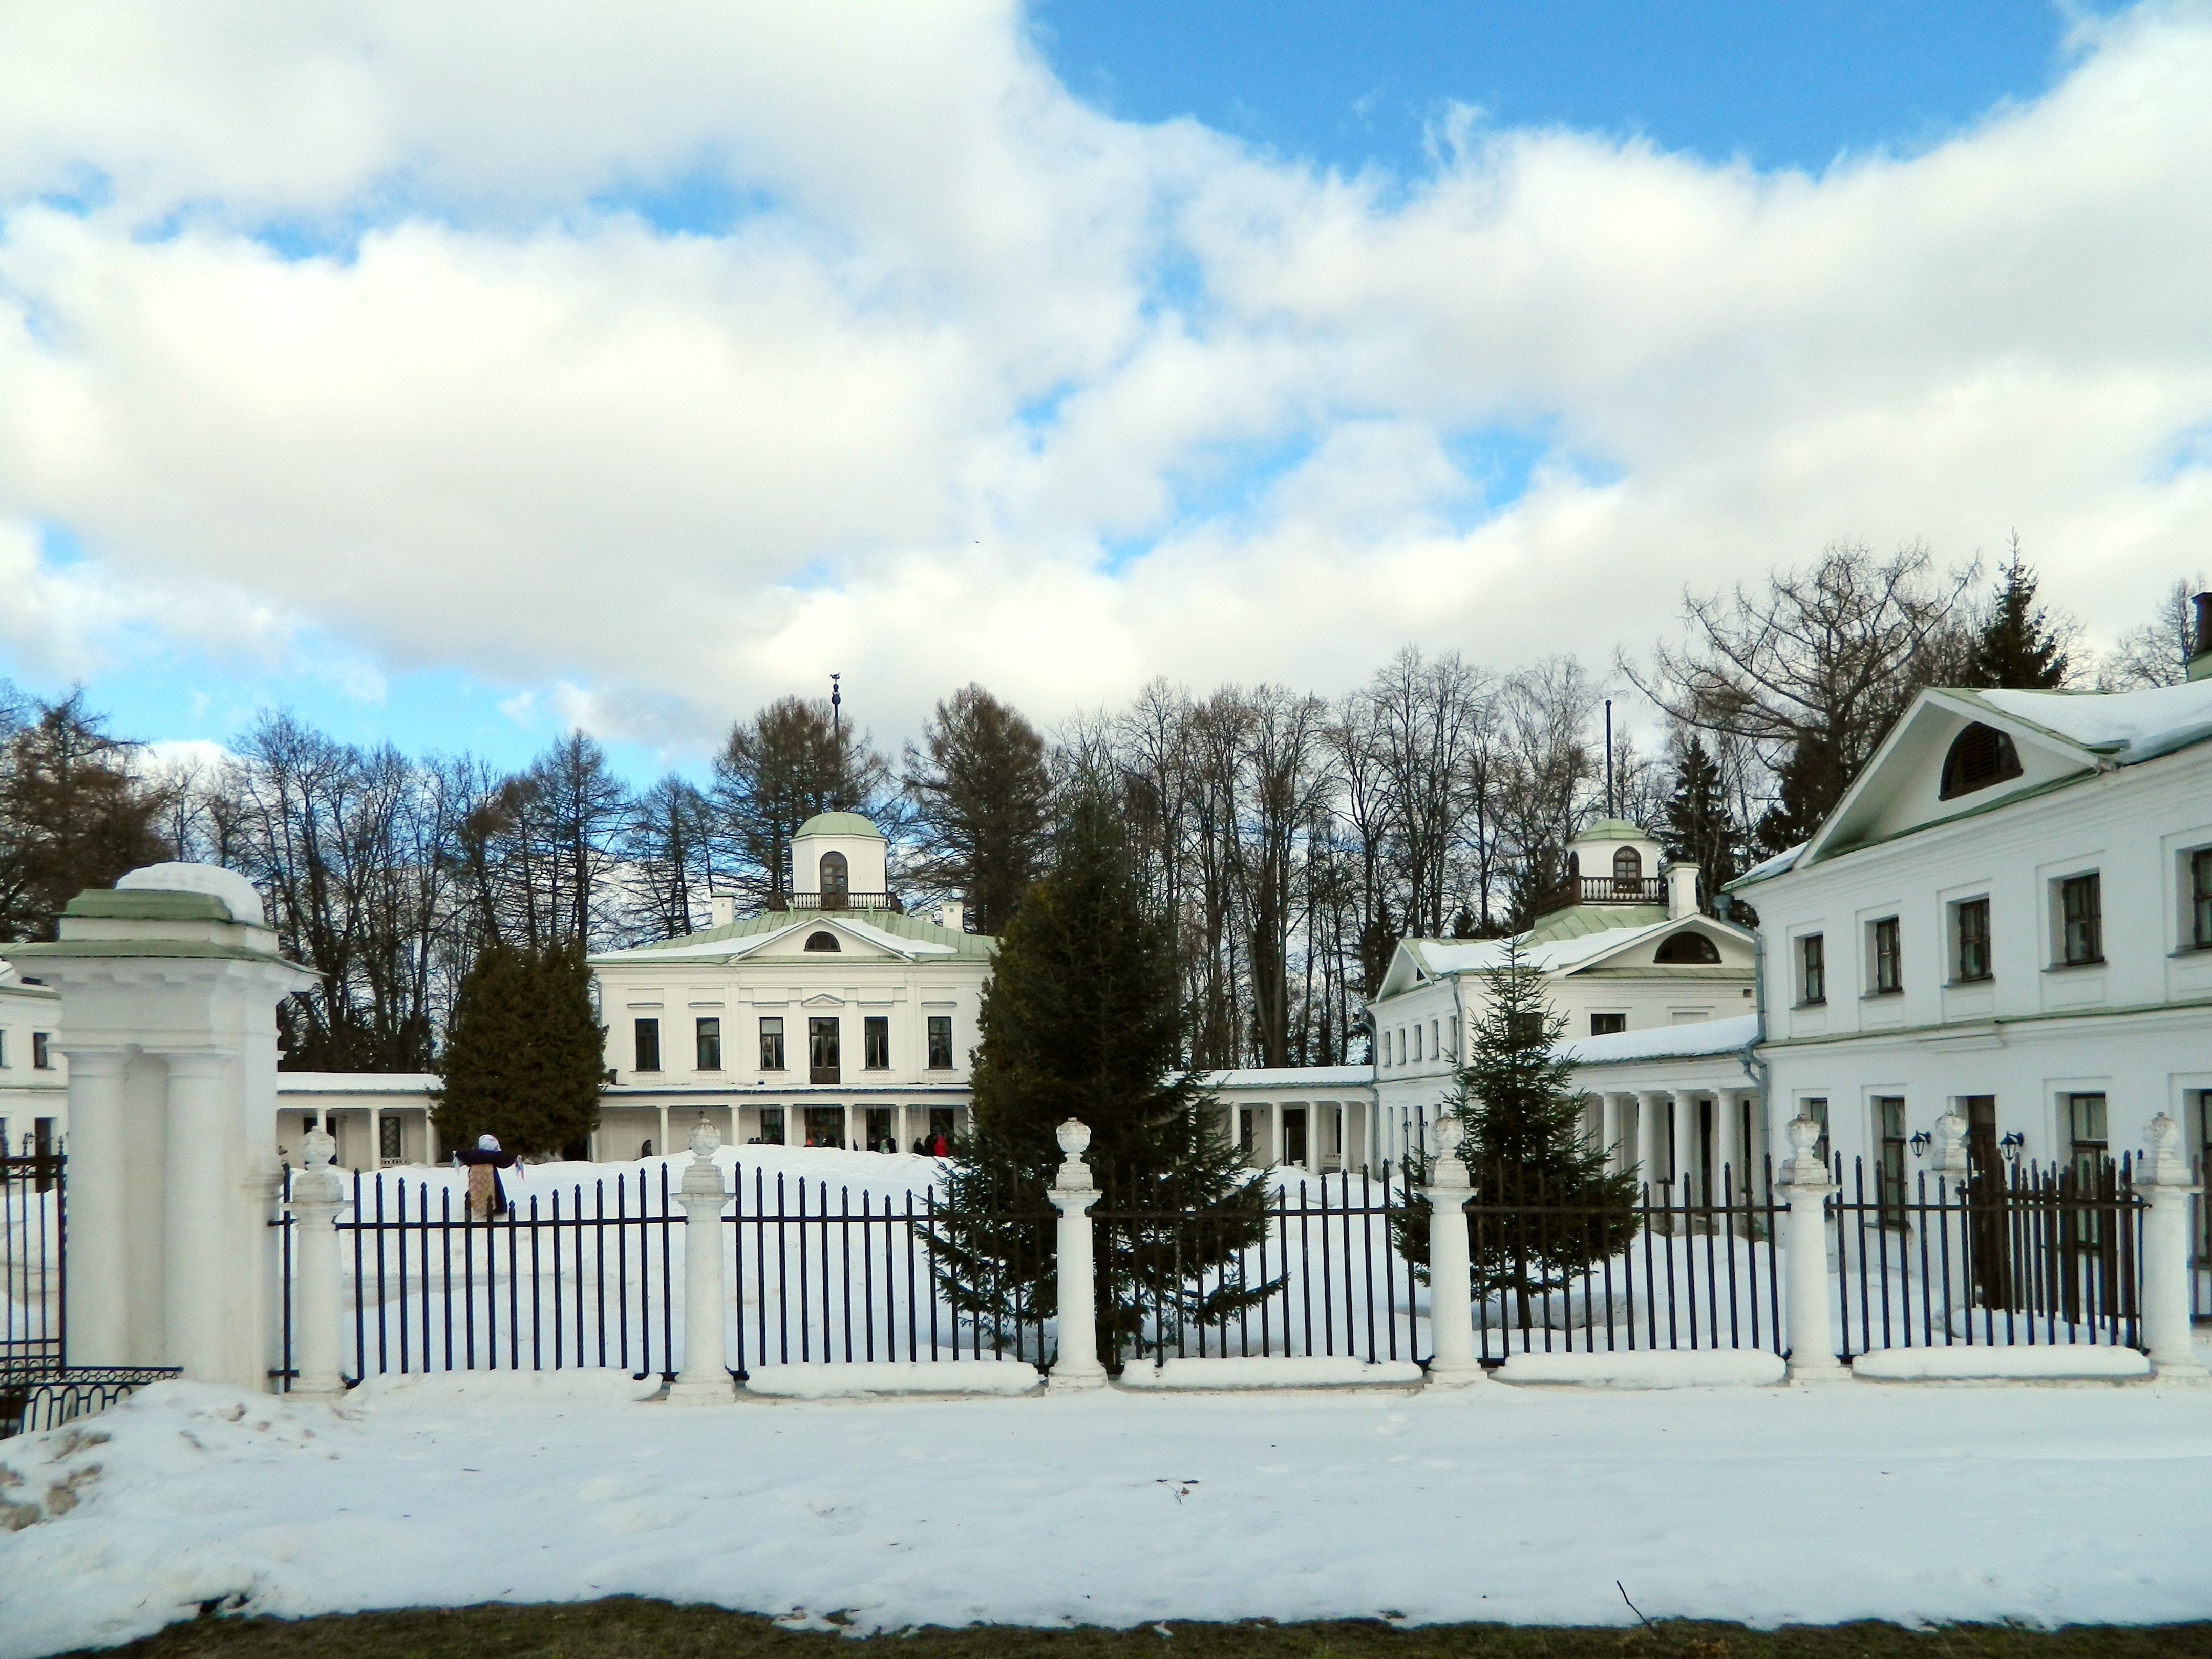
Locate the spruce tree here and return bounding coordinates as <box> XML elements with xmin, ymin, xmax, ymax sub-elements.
<box><xmin>1657</xmin><ymin>733</ymin><xmax>1743</xmax><ymax>903</ymax></box>
<box><xmin>435</xmin><ymin>939</ymin><xmax>608</xmax><ymax>1158</ymax></box>
<box><xmin>1966</xmin><ymin>545</ymin><xmax>2070</xmax><ymax>689</ymax></box>
<box><xmin>928</xmin><ymin>789</ymin><xmax>1272</xmax><ymax>1368</ymax></box>
<box><xmin>1397</xmin><ymin>938</ymin><xmax>1639</xmax><ymax>1324</ymax></box>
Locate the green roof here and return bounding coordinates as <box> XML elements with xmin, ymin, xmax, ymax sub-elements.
<box><xmin>1525</xmin><ymin>904</ymin><xmax>1666</xmax><ymax>943</ymax></box>
<box><xmin>62</xmin><ymin>889</ymin><xmax>234</xmax><ymax>923</ymax></box>
<box><xmin>795</xmin><ymin>812</ymin><xmax>885</xmax><ymax>840</ymax></box>
<box><xmin>594</xmin><ymin>906</ymin><xmax>994</xmax><ymax>963</ymax></box>
<box><xmin>1570</xmin><ymin>818</ymin><xmax>1649</xmax><ymax>842</ymax></box>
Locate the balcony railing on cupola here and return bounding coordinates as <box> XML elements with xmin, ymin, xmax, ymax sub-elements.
<box><xmin>765</xmin><ymin>890</ymin><xmax>904</xmax><ymax>913</ymax></box>
<box><xmin>1538</xmin><ymin>875</ymin><xmax>1667</xmax><ymax>910</ymax></box>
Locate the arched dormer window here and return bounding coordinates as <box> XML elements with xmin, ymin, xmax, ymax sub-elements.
<box><xmin>1654</xmin><ymin>931</ymin><xmax>1722</xmax><ymax>965</ymax></box>
<box><xmin>804</xmin><ymin>930</ymin><xmax>840</xmax><ymax>952</ymax></box>
<box><xmin>1612</xmin><ymin>847</ymin><xmax>1642</xmax><ymax>883</ymax></box>
<box><xmin>1939</xmin><ymin>722</ymin><xmax>2023</xmax><ymax>800</ymax></box>
<box><xmin>819</xmin><ymin>850</ymin><xmax>849</xmax><ymax>907</ymax></box>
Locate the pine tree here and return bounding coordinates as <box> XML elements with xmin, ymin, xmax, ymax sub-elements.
<box><xmin>928</xmin><ymin>789</ymin><xmax>1273</xmax><ymax>1368</ymax></box>
<box><xmin>1966</xmin><ymin>543</ymin><xmax>2070</xmax><ymax>690</ymax></box>
<box><xmin>434</xmin><ymin>939</ymin><xmax>608</xmax><ymax>1157</ymax></box>
<box><xmin>1754</xmin><ymin>733</ymin><xmax>1841</xmax><ymax>856</ymax></box>
<box><xmin>1397</xmin><ymin>937</ymin><xmax>1639</xmax><ymax>1324</ymax></box>
<box><xmin>1657</xmin><ymin>732</ymin><xmax>1743</xmax><ymax>903</ymax></box>
<box><xmin>902</xmin><ymin>685</ymin><xmax>1052</xmax><ymax>937</ymax></box>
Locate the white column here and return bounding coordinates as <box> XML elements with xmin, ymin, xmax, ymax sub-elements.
<box><xmin>1672</xmin><ymin>1090</ymin><xmax>1700</xmax><ymax>1201</ymax></box>
<box><xmin>162</xmin><ymin>1052</ymin><xmax>235</xmax><ymax>1380</ymax></box>
<box><xmin>368</xmin><ymin>1104</ymin><xmax>382</xmax><ymax>1168</ymax></box>
<box><xmin>667</xmin><ymin>1120</ymin><xmax>733</xmax><ymax>1404</ymax></box>
<box><xmin>58</xmin><ymin>1048</ymin><xmax>131</xmax><ymax>1366</ymax></box>
<box><xmin>287</xmin><ymin>1125</ymin><xmax>349</xmax><ymax>1398</ymax></box>
<box><xmin>1713</xmin><ymin>1091</ymin><xmax>1743</xmax><ymax>1198</ymax></box>
<box><xmin>1783</xmin><ymin>1113</ymin><xmax>1842</xmax><ymax>1381</ymax></box>
<box><xmin>2141</xmin><ymin>1113</ymin><xmax>2210</xmax><ymax>1382</ymax></box>
<box><xmin>1421</xmin><ymin>1115</ymin><xmax>1487</xmax><ymax>1387</ymax></box>
<box><xmin>1634</xmin><ymin>1092</ymin><xmax>1667</xmax><ymax>1194</ymax></box>
<box><xmin>1046</xmin><ymin>1119</ymin><xmax>1106</xmax><ymax>1390</ymax></box>
<box><xmin>656</xmin><ymin>1103</ymin><xmax>670</xmax><ymax>1158</ymax></box>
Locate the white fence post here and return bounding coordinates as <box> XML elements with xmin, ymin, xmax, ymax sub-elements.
<box><xmin>286</xmin><ymin>1126</ymin><xmax>348</xmax><ymax>1399</ymax></box>
<box><xmin>1046</xmin><ymin>1118</ymin><xmax>1107</xmax><ymax>1390</ymax></box>
<box><xmin>2140</xmin><ymin>1113</ymin><xmax>2208</xmax><ymax>1384</ymax></box>
<box><xmin>667</xmin><ymin>1120</ymin><xmax>734</xmax><ymax>1405</ymax></box>
<box><xmin>1422</xmin><ymin>1116</ymin><xmax>1487</xmax><ymax>1387</ymax></box>
<box><xmin>1783</xmin><ymin>1113</ymin><xmax>1842</xmax><ymax>1381</ymax></box>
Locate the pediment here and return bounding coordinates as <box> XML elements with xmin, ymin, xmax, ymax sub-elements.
<box><xmin>1802</xmin><ymin>690</ymin><xmax>2101</xmax><ymax>868</ymax></box>
<box><xmin>736</xmin><ymin>919</ymin><xmax>904</xmax><ymax>962</ymax></box>
<box><xmin>800</xmin><ymin>991</ymin><xmax>845</xmax><ymax>1007</ymax></box>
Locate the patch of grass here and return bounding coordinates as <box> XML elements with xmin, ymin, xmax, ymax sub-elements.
<box><xmin>61</xmin><ymin>1601</ymin><xmax>2212</xmax><ymax>1659</ymax></box>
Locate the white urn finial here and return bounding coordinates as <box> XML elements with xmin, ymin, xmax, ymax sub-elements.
<box><xmin>301</xmin><ymin>1124</ymin><xmax>336</xmax><ymax>1168</ymax></box>
<box><xmin>688</xmin><ymin>1116</ymin><xmax>722</xmax><ymax>1161</ymax></box>
<box><xmin>1056</xmin><ymin>1118</ymin><xmax>1091</xmax><ymax>1158</ymax></box>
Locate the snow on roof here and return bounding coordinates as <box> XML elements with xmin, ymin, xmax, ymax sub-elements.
<box><xmin>1728</xmin><ymin>842</ymin><xmax>1804</xmax><ymax>889</ymax></box>
<box><xmin>275</xmin><ymin>1072</ymin><xmax>440</xmax><ymax>1093</ymax></box>
<box><xmin>1198</xmin><ymin>1066</ymin><xmax>1373</xmax><ymax>1091</ymax></box>
<box><xmin>1970</xmin><ymin>678</ymin><xmax>2212</xmax><ymax>765</ymax></box>
<box><xmin>1557</xmin><ymin>1013</ymin><xmax>1760</xmax><ymax>1068</ymax></box>
<box><xmin>1407</xmin><ymin>919</ymin><xmax>1667</xmax><ymax>978</ymax></box>
<box><xmin>600</xmin><ymin>908</ymin><xmax>976</xmax><ymax>963</ymax></box>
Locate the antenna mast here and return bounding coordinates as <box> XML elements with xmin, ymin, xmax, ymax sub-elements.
<box><xmin>1604</xmin><ymin>699</ymin><xmax>1614</xmax><ymax>819</ymax></box>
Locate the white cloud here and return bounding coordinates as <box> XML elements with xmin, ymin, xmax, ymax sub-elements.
<box><xmin>0</xmin><ymin>1</ymin><xmax>2209</xmax><ymax>750</ymax></box>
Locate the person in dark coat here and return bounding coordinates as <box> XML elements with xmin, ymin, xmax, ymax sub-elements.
<box><xmin>453</xmin><ymin>1133</ymin><xmax>523</xmax><ymax>1219</ymax></box>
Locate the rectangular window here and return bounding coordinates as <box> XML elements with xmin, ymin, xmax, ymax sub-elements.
<box><xmin>694</xmin><ymin>1016</ymin><xmax>721</xmax><ymax>1072</ymax></box>
<box><xmin>1431</xmin><ymin>1019</ymin><xmax>1440</xmax><ymax>1060</ymax></box>
<box><xmin>865</xmin><ymin>1105</ymin><xmax>895</xmax><ymax>1150</ymax></box>
<box><xmin>1870</xmin><ymin>917</ymin><xmax>1902</xmax><ymax>994</ymax></box>
<box><xmin>1875</xmin><ymin>1096</ymin><xmax>1907</xmax><ymax>1224</ymax></box>
<box><xmin>379</xmin><ymin>1116</ymin><xmax>404</xmax><ymax>1165</ymax></box>
<box><xmin>1590</xmin><ymin>1013</ymin><xmax>1627</xmax><ymax>1036</ymax></box>
<box><xmin>1802</xmin><ymin>1097</ymin><xmax>1831</xmax><ymax>1168</ymax></box>
<box><xmin>2067</xmin><ymin>1091</ymin><xmax>2109</xmax><ymax>1177</ymax></box>
<box><xmin>758</xmin><ymin>1016</ymin><xmax>785</xmax><ymax>1071</ymax></box>
<box><xmin>0</xmin><ymin>1031</ymin><xmax>8</xmax><ymax>1067</ymax></box>
<box><xmin>864</xmin><ymin>1016</ymin><xmax>889</xmax><ymax>1069</ymax></box>
<box><xmin>1798</xmin><ymin>934</ymin><xmax>1825</xmax><ymax>1005</ymax></box>
<box><xmin>809</xmin><ymin>1017</ymin><xmax>841</xmax><ymax>1084</ymax></box>
<box><xmin>757</xmin><ymin>1105</ymin><xmax>785</xmax><ymax>1146</ymax></box>
<box><xmin>2193</xmin><ymin>849</ymin><xmax>2212</xmax><ymax>950</ymax></box>
<box><xmin>1953</xmin><ymin>898</ymin><xmax>1991</xmax><ymax>983</ymax></box>
<box><xmin>1238</xmin><ymin>1107</ymin><xmax>1262</xmax><ymax>1163</ymax></box>
<box><xmin>1411</xmin><ymin>1025</ymin><xmax>1422</xmax><ymax>1063</ymax></box>
<box><xmin>804</xmin><ymin>1104</ymin><xmax>845</xmax><ymax>1147</ymax></box>
<box><xmin>2060</xmin><ymin>873</ymin><xmax>2103</xmax><ymax>965</ymax></box>
<box><xmin>927</xmin><ymin>1015</ymin><xmax>954</xmax><ymax>1070</ymax></box>
<box><xmin>31</xmin><ymin>1032</ymin><xmax>51</xmax><ymax>1070</ymax></box>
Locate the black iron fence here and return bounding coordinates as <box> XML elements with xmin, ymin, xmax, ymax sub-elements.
<box><xmin>2</xmin><ymin>1366</ymin><xmax>180</xmax><ymax>1439</ymax></box>
<box><xmin>273</xmin><ymin>1147</ymin><xmax>2159</xmax><ymax>1390</ymax></box>
<box><xmin>1096</xmin><ymin>1165</ymin><xmax>1424</xmax><ymax>1371</ymax></box>
<box><xmin>280</xmin><ymin>1160</ymin><xmax>1057</xmax><ymax>1386</ymax></box>
<box><xmin>1461</xmin><ymin>1162</ymin><xmax>1786</xmax><ymax>1362</ymax></box>
<box><xmin>1828</xmin><ymin>1156</ymin><xmax>2144</xmax><ymax>1356</ymax></box>
<box><xmin>3</xmin><ymin>1147</ymin><xmax>65</xmax><ymax>1377</ymax></box>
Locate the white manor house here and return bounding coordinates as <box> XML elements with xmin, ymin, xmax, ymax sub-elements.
<box><xmin>9</xmin><ymin>606</ymin><xmax>2212</xmax><ymax>1205</ymax></box>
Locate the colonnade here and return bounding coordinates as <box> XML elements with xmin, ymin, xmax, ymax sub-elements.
<box><xmin>1588</xmin><ymin>1087</ymin><xmax>1763</xmax><ymax>1196</ymax></box>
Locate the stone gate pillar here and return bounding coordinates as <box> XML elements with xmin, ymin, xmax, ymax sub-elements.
<box><xmin>17</xmin><ymin>863</ymin><xmax>315</xmax><ymax>1386</ymax></box>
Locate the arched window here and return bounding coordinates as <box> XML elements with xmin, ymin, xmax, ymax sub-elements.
<box><xmin>1939</xmin><ymin>722</ymin><xmax>2023</xmax><ymax>800</ymax></box>
<box><xmin>818</xmin><ymin>849</ymin><xmax>849</xmax><ymax>906</ymax></box>
<box><xmin>1654</xmin><ymin>931</ymin><xmax>1722</xmax><ymax>965</ymax></box>
<box><xmin>1612</xmin><ymin>846</ymin><xmax>1643</xmax><ymax>883</ymax></box>
<box><xmin>804</xmin><ymin>930</ymin><xmax>841</xmax><ymax>953</ymax></box>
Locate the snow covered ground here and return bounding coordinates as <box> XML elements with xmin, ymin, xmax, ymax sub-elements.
<box><xmin>5</xmin><ymin>1363</ymin><xmax>2211</xmax><ymax>1658</ymax></box>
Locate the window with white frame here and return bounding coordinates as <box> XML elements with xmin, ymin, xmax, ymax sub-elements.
<box><xmin>1868</xmin><ymin>917</ymin><xmax>1902</xmax><ymax>995</ymax></box>
<box><xmin>2188</xmin><ymin>848</ymin><xmax>2212</xmax><ymax>951</ymax></box>
<box><xmin>1951</xmin><ymin>897</ymin><xmax>1991</xmax><ymax>983</ymax></box>
<box><xmin>2057</xmin><ymin>873</ymin><xmax>2103</xmax><ymax>966</ymax></box>
<box><xmin>1797</xmin><ymin>933</ymin><xmax>1826</xmax><ymax>1005</ymax></box>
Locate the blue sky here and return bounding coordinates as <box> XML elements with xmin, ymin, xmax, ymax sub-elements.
<box><xmin>0</xmin><ymin>1</ymin><xmax>2200</xmax><ymax>786</ymax></box>
<box><xmin>1035</xmin><ymin>2</ymin><xmax>2096</xmax><ymax>177</ymax></box>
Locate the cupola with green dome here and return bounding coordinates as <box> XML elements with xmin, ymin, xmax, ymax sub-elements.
<box><xmin>790</xmin><ymin>811</ymin><xmax>891</xmax><ymax>909</ymax></box>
